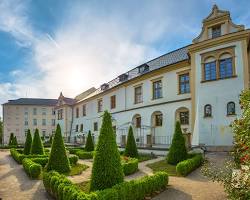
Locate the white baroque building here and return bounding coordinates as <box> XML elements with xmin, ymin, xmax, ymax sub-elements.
<box><xmin>3</xmin><ymin>5</ymin><xmax>250</xmax><ymax>149</ymax></box>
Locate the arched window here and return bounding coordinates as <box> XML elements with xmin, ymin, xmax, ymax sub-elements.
<box><xmin>219</xmin><ymin>53</ymin><xmax>233</xmax><ymax>79</ymax></box>
<box><xmin>227</xmin><ymin>102</ymin><xmax>236</xmax><ymax>115</ymax></box>
<box><xmin>204</xmin><ymin>104</ymin><xmax>212</xmax><ymax>117</ymax></box>
<box><xmin>151</xmin><ymin>111</ymin><xmax>163</xmax><ymax>127</ymax></box>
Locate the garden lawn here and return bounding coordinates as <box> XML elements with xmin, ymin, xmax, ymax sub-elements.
<box><xmin>147</xmin><ymin>159</ymin><xmax>178</xmax><ymax>176</ymax></box>
<box><xmin>138</xmin><ymin>154</ymin><xmax>157</xmax><ymax>162</ymax></box>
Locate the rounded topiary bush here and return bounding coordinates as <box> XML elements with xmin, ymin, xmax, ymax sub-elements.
<box><xmin>124</xmin><ymin>126</ymin><xmax>138</xmax><ymax>158</ymax></box>
<box><xmin>24</xmin><ymin>129</ymin><xmax>32</xmax><ymax>155</ymax></box>
<box><xmin>85</xmin><ymin>130</ymin><xmax>94</xmax><ymax>152</ymax></box>
<box><xmin>167</xmin><ymin>121</ymin><xmax>187</xmax><ymax>165</ymax></box>
<box><xmin>90</xmin><ymin>111</ymin><xmax>124</xmax><ymax>191</ymax></box>
<box><xmin>31</xmin><ymin>129</ymin><xmax>45</xmax><ymax>155</ymax></box>
<box><xmin>46</xmin><ymin>124</ymin><xmax>70</xmax><ymax>173</ymax></box>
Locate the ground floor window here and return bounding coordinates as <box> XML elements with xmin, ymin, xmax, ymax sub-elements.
<box><xmin>180</xmin><ymin>111</ymin><xmax>189</xmax><ymax>125</ymax></box>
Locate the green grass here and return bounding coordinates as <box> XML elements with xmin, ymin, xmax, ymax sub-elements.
<box><xmin>67</xmin><ymin>163</ymin><xmax>89</xmax><ymax>176</ymax></box>
<box><xmin>76</xmin><ymin>181</ymin><xmax>90</xmax><ymax>193</ymax></box>
<box><xmin>147</xmin><ymin>160</ymin><xmax>178</xmax><ymax>176</ymax></box>
<box><xmin>138</xmin><ymin>154</ymin><xmax>157</xmax><ymax>162</ymax></box>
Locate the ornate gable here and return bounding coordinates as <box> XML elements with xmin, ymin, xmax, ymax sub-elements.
<box><xmin>193</xmin><ymin>5</ymin><xmax>245</xmax><ymax>43</ymax></box>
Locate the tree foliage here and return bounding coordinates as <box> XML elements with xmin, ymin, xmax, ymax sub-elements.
<box><xmin>90</xmin><ymin>111</ymin><xmax>124</xmax><ymax>191</ymax></box>
<box><xmin>23</xmin><ymin>129</ymin><xmax>32</xmax><ymax>155</ymax></box>
<box><xmin>85</xmin><ymin>130</ymin><xmax>94</xmax><ymax>152</ymax></box>
<box><xmin>30</xmin><ymin>129</ymin><xmax>44</xmax><ymax>155</ymax></box>
<box><xmin>124</xmin><ymin>126</ymin><xmax>138</xmax><ymax>158</ymax></box>
<box><xmin>46</xmin><ymin>124</ymin><xmax>70</xmax><ymax>173</ymax></box>
<box><xmin>167</xmin><ymin>121</ymin><xmax>187</xmax><ymax>165</ymax></box>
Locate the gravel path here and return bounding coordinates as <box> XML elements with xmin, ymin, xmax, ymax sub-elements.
<box><xmin>0</xmin><ymin>150</ymin><xmax>52</xmax><ymax>200</ymax></box>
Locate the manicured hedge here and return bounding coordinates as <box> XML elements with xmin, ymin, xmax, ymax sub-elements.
<box><xmin>68</xmin><ymin>155</ymin><xmax>79</xmax><ymax>165</ymax></box>
<box><xmin>43</xmin><ymin>170</ymin><xmax>168</xmax><ymax>200</ymax></box>
<box><xmin>10</xmin><ymin>148</ymin><xmax>47</xmax><ymax>164</ymax></box>
<box><xmin>67</xmin><ymin>148</ymin><xmax>84</xmax><ymax>154</ymax></box>
<box><xmin>22</xmin><ymin>158</ymin><xmax>42</xmax><ymax>178</ymax></box>
<box><xmin>176</xmin><ymin>153</ymin><xmax>204</xmax><ymax>176</ymax></box>
<box><xmin>31</xmin><ymin>157</ymin><xmax>49</xmax><ymax>167</ymax></box>
<box><xmin>121</xmin><ymin>157</ymin><xmax>138</xmax><ymax>175</ymax></box>
<box><xmin>75</xmin><ymin>150</ymin><xmax>94</xmax><ymax>159</ymax></box>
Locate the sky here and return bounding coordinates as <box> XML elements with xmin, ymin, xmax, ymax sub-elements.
<box><xmin>0</xmin><ymin>0</ymin><xmax>250</xmax><ymax>115</ymax></box>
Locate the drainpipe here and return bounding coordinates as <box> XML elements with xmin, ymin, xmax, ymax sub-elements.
<box><xmin>69</xmin><ymin>106</ymin><xmax>74</xmax><ymax>143</ymax></box>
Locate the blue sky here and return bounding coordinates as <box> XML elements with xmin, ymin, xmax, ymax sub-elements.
<box><xmin>0</xmin><ymin>0</ymin><xmax>250</xmax><ymax>112</ymax></box>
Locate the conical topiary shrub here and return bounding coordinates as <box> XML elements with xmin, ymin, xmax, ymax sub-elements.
<box><xmin>167</xmin><ymin>121</ymin><xmax>187</xmax><ymax>165</ymax></box>
<box><xmin>90</xmin><ymin>111</ymin><xmax>124</xmax><ymax>191</ymax></box>
<box><xmin>85</xmin><ymin>130</ymin><xmax>94</xmax><ymax>152</ymax></box>
<box><xmin>30</xmin><ymin>129</ymin><xmax>44</xmax><ymax>155</ymax></box>
<box><xmin>8</xmin><ymin>133</ymin><xmax>14</xmax><ymax>146</ymax></box>
<box><xmin>13</xmin><ymin>136</ymin><xmax>18</xmax><ymax>146</ymax></box>
<box><xmin>46</xmin><ymin>124</ymin><xmax>70</xmax><ymax>173</ymax></box>
<box><xmin>24</xmin><ymin>129</ymin><xmax>32</xmax><ymax>155</ymax></box>
<box><xmin>124</xmin><ymin>126</ymin><xmax>138</xmax><ymax>158</ymax></box>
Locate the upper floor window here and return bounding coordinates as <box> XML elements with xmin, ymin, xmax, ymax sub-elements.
<box><xmin>76</xmin><ymin>107</ymin><xmax>79</xmax><ymax>118</ymax></box>
<box><xmin>24</xmin><ymin>120</ymin><xmax>28</xmax><ymax>126</ymax></box>
<box><xmin>110</xmin><ymin>95</ymin><xmax>116</xmax><ymax>109</ymax></box>
<box><xmin>152</xmin><ymin>80</ymin><xmax>162</xmax><ymax>99</ymax></box>
<box><xmin>33</xmin><ymin>119</ymin><xmax>37</xmax><ymax>126</ymax></box>
<box><xmin>180</xmin><ymin>111</ymin><xmax>189</xmax><ymax>125</ymax></box>
<box><xmin>94</xmin><ymin>122</ymin><xmax>98</xmax><ymax>131</ymax></box>
<box><xmin>179</xmin><ymin>73</ymin><xmax>190</xmax><ymax>94</ymax></box>
<box><xmin>204</xmin><ymin>104</ymin><xmax>212</xmax><ymax>117</ymax></box>
<box><xmin>134</xmin><ymin>86</ymin><xmax>143</xmax><ymax>104</ymax></box>
<box><xmin>98</xmin><ymin>99</ymin><xmax>103</xmax><ymax>113</ymax></box>
<box><xmin>82</xmin><ymin>105</ymin><xmax>86</xmax><ymax>116</ymax></box>
<box><xmin>42</xmin><ymin>119</ymin><xmax>46</xmax><ymax>126</ymax></box>
<box><xmin>57</xmin><ymin>109</ymin><xmax>63</xmax><ymax>120</ymax></box>
<box><xmin>204</xmin><ymin>61</ymin><xmax>216</xmax><ymax>81</ymax></box>
<box><xmin>51</xmin><ymin>119</ymin><xmax>55</xmax><ymax>126</ymax></box>
<box><xmin>227</xmin><ymin>102</ymin><xmax>236</xmax><ymax>115</ymax></box>
<box><xmin>52</xmin><ymin>109</ymin><xmax>56</xmax><ymax>115</ymax></box>
<box><xmin>219</xmin><ymin>57</ymin><xmax>233</xmax><ymax>79</ymax></box>
<box><xmin>42</xmin><ymin>108</ymin><xmax>46</xmax><ymax>115</ymax></box>
<box><xmin>80</xmin><ymin>124</ymin><xmax>83</xmax><ymax>132</ymax></box>
<box><xmin>75</xmin><ymin>125</ymin><xmax>79</xmax><ymax>132</ymax></box>
<box><xmin>33</xmin><ymin>108</ymin><xmax>37</xmax><ymax>115</ymax></box>
<box><xmin>212</xmin><ymin>25</ymin><xmax>221</xmax><ymax>38</ymax></box>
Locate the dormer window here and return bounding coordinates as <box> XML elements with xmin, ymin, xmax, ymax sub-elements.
<box><xmin>212</xmin><ymin>25</ymin><xmax>221</xmax><ymax>38</ymax></box>
<box><xmin>138</xmin><ymin>64</ymin><xmax>149</xmax><ymax>74</ymax></box>
<box><xmin>118</xmin><ymin>73</ymin><xmax>128</xmax><ymax>82</ymax></box>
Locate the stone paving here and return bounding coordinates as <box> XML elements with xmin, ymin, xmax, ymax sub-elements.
<box><xmin>0</xmin><ymin>150</ymin><xmax>228</xmax><ymax>200</ymax></box>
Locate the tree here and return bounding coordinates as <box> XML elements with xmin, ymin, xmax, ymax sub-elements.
<box><xmin>8</xmin><ymin>133</ymin><xmax>14</xmax><ymax>146</ymax></box>
<box><xmin>30</xmin><ymin>129</ymin><xmax>44</xmax><ymax>155</ymax></box>
<box><xmin>85</xmin><ymin>130</ymin><xmax>94</xmax><ymax>152</ymax></box>
<box><xmin>49</xmin><ymin>135</ymin><xmax>53</xmax><ymax>144</ymax></box>
<box><xmin>23</xmin><ymin>129</ymin><xmax>32</xmax><ymax>155</ymax></box>
<box><xmin>46</xmin><ymin>124</ymin><xmax>70</xmax><ymax>173</ymax></box>
<box><xmin>124</xmin><ymin>126</ymin><xmax>138</xmax><ymax>158</ymax></box>
<box><xmin>90</xmin><ymin>111</ymin><xmax>124</xmax><ymax>191</ymax></box>
<box><xmin>167</xmin><ymin>121</ymin><xmax>187</xmax><ymax>165</ymax></box>
<box><xmin>13</xmin><ymin>136</ymin><xmax>18</xmax><ymax>146</ymax></box>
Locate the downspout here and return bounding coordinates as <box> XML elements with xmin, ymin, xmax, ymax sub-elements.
<box><xmin>69</xmin><ymin>106</ymin><xmax>74</xmax><ymax>143</ymax></box>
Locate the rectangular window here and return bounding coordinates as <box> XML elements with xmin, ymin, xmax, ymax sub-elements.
<box><xmin>135</xmin><ymin>117</ymin><xmax>141</xmax><ymax>128</ymax></box>
<box><xmin>42</xmin><ymin>119</ymin><xmax>46</xmax><ymax>126</ymax></box>
<box><xmin>219</xmin><ymin>58</ymin><xmax>233</xmax><ymax>79</ymax></box>
<box><xmin>94</xmin><ymin>122</ymin><xmax>98</xmax><ymax>131</ymax></box>
<box><xmin>134</xmin><ymin>86</ymin><xmax>143</xmax><ymax>104</ymax></box>
<box><xmin>98</xmin><ymin>99</ymin><xmax>103</xmax><ymax>113</ymax></box>
<box><xmin>155</xmin><ymin>114</ymin><xmax>163</xmax><ymax>126</ymax></box>
<box><xmin>204</xmin><ymin>61</ymin><xmax>216</xmax><ymax>81</ymax></box>
<box><xmin>153</xmin><ymin>80</ymin><xmax>162</xmax><ymax>99</ymax></box>
<box><xmin>80</xmin><ymin>124</ymin><xmax>83</xmax><ymax>132</ymax></box>
<box><xmin>179</xmin><ymin>73</ymin><xmax>190</xmax><ymax>94</ymax></box>
<box><xmin>76</xmin><ymin>107</ymin><xmax>79</xmax><ymax>118</ymax></box>
<box><xmin>180</xmin><ymin>111</ymin><xmax>189</xmax><ymax>125</ymax></box>
<box><xmin>75</xmin><ymin>125</ymin><xmax>79</xmax><ymax>132</ymax></box>
<box><xmin>42</xmin><ymin>108</ymin><xmax>46</xmax><ymax>115</ymax></box>
<box><xmin>24</xmin><ymin>120</ymin><xmax>28</xmax><ymax>126</ymax></box>
<box><xmin>57</xmin><ymin>109</ymin><xmax>63</xmax><ymax>120</ymax></box>
<box><xmin>42</xmin><ymin>130</ymin><xmax>46</xmax><ymax>137</ymax></box>
<box><xmin>51</xmin><ymin>119</ymin><xmax>56</xmax><ymax>126</ymax></box>
<box><xmin>82</xmin><ymin>105</ymin><xmax>86</xmax><ymax>116</ymax></box>
<box><xmin>212</xmin><ymin>25</ymin><xmax>221</xmax><ymax>38</ymax></box>
<box><xmin>110</xmin><ymin>95</ymin><xmax>116</xmax><ymax>109</ymax></box>
<box><xmin>33</xmin><ymin>108</ymin><xmax>37</xmax><ymax>115</ymax></box>
<box><xmin>52</xmin><ymin>109</ymin><xmax>56</xmax><ymax>115</ymax></box>
<box><xmin>33</xmin><ymin>119</ymin><xmax>37</xmax><ymax>126</ymax></box>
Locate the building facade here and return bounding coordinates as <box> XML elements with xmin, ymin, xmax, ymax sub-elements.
<box><xmin>2</xmin><ymin>6</ymin><xmax>250</xmax><ymax>148</ymax></box>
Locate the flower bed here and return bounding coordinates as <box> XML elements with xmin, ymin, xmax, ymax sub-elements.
<box><xmin>121</xmin><ymin>156</ymin><xmax>138</xmax><ymax>175</ymax></box>
<box><xmin>176</xmin><ymin>153</ymin><xmax>204</xmax><ymax>176</ymax></box>
<box><xmin>43</xmin><ymin>170</ymin><xmax>168</xmax><ymax>200</ymax></box>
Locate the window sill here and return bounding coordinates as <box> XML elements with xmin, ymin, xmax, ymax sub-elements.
<box><xmin>178</xmin><ymin>92</ymin><xmax>190</xmax><ymax>95</ymax></box>
<box><xmin>134</xmin><ymin>101</ymin><xmax>143</xmax><ymax>104</ymax></box>
<box><xmin>201</xmin><ymin>75</ymin><xmax>237</xmax><ymax>83</ymax></box>
<box><xmin>152</xmin><ymin>97</ymin><xmax>163</xmax><ymax>100</ymax></box>
<box><xmin>204</xmin><ymin>116</ymin><xmax>212</xmax><ymax>118</ymax></box>
<box><xmin>227</xmin><ymin>114</ymin><xmax>236</xmax><ymax>117</ymax></box>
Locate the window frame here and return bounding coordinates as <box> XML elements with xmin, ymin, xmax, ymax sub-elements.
<box><xmin>82</xmin><ymin>105</ymin><xmax>86</xmax><ymax>116</ymax></box>
<box><xmin>135</xmin><ymin>116</ymin><xmax>141</xmax><ymax>128</ymax></box>
<box><xmin>178</xmin><ymin>73</ymin><xmax>190</xmax><ymax>94</ymax></box>
<box><xmin>152</xmin><ymin>79</ymin><xmax>163</xmax><ymax>100</ymax></box>
<box><xmin>219</xmin><ymin>57</ymin><xmax>233</xmax><ymax>79</ymax></box>
<box><xmin>227</xmin><ymin>101</ymin><xmax>236</xmax><ymax>116</ymax></box>
<box><xmin>110</xmin><ymin>95</ymin><xmax>116</xmax><ymax>109</ymax></box>
<box><xmin>76</xmin><ymin>107</ymin><xmax>79</xmax><ymax>118</ymax></box>
<box><xmin>204</xmin><ymin>104</ymin><xmax>212</xmax><ymax>117</ymax></box>
<box><xmin>211</xmin><ymin>25</ymin><xmax>221</xmax><ymax>39</ymax></box>
<box><xmin>179</xmin><ymin>111</ymin><xmax>189</xmax><ymax>125</ymax></box>
<box><xmin>94</xmin><ymin>122</ymin><xmax>98</xmax><ymax>131</ymax></box>
<box><xmin>134</xmin><ymin>85</ymin><xmax>143</xmax><ymax>104</ymax></box>
<box><xmin>155</xmin><ymin>113</ymin><xmax>163</xmax><ymax>127</ymax></box>
<box><xmin>97</xmin><ymin>99</ymin><xmax>103</xmax><ymax>113</ymax></box>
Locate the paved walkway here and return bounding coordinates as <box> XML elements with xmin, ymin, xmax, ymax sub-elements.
<box><xmin>0</xmin><ymin>150</ymin><xmax>228</xmax><ymax>200</ymax></box>
<box><xmin>0</xmin><ymin>150</ymin><xmax>52</xmax><ymax>200</ymax></box>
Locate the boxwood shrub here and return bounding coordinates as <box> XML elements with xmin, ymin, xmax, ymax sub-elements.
<box><xmin>30</xmin><ymin>157</ymin><xmax>49</xmax><ymax>167</ymax></box>
<box><xmin>43</xmin><ymin>170</ymin><xmax>168</xmax><ymax>200</ymax></box>
<box><xmin>68</xmin><ymin>155</ymin><xmax>79</xmax><ymax>165</ymax></box>
<box><xmin>22</xmin><ymin>158</ymin><xmax>42</xmax><ymax>178</ymax></box>
<box><xmin>176</xmin><ymin>153</ymin><xmax>204</xmax><ymax>176</ymax></box>
<box><xmin>76</xmin><ymin>150</ymin><xmax>94</xmax><ymax>159</ymax></box>
<box><xmin>121</xmin><ymin>157</ymin><xmax>138</xmax><ymax>175</ymax></box>
<box><xmin>67</xmin><ymin>147</ymin><xmax>84</xmax><ymax>154</ymax></box>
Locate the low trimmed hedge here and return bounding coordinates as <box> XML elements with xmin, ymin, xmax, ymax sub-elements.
<box><xmin>75</xmin><ymin>150</ymin><xmax>94</xmax><ymax>159</ymax></box>
<box><xmin>176</xmin><ymin>153</ymin><xmax>204</xmax><ymax>176</ymax></box>
<box><xmin>31</xmin><ymin>157</ymin><xmax>49</xmax><ymax>167</ymax></box>
<box><xmin>67</xmin><ymin>148</ymin><xmax>84</xmax><ymax>154</ymax></box>
<box><xmin>10</xmin><ymin>148</ymin><xmax>47</xmax><ymax>164</ymax></box>
<box><xmin>121</xmin><ymin>157</ymin><xmax>138</xmax><ymax>175</ymax></box>
<box><xmin>43</xmin><ymin>170</ymin><xmax>168</xmax><ymax>200</ymax></box>
<box><xmin>22</xmin><ymin>158</ymin><xmax>42</xmax><ymax>178</ymax></box>
<box><xmin>68</xmin><ymin>155</ymin><xmax>79</xmax><ymax>165</ymax></box>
